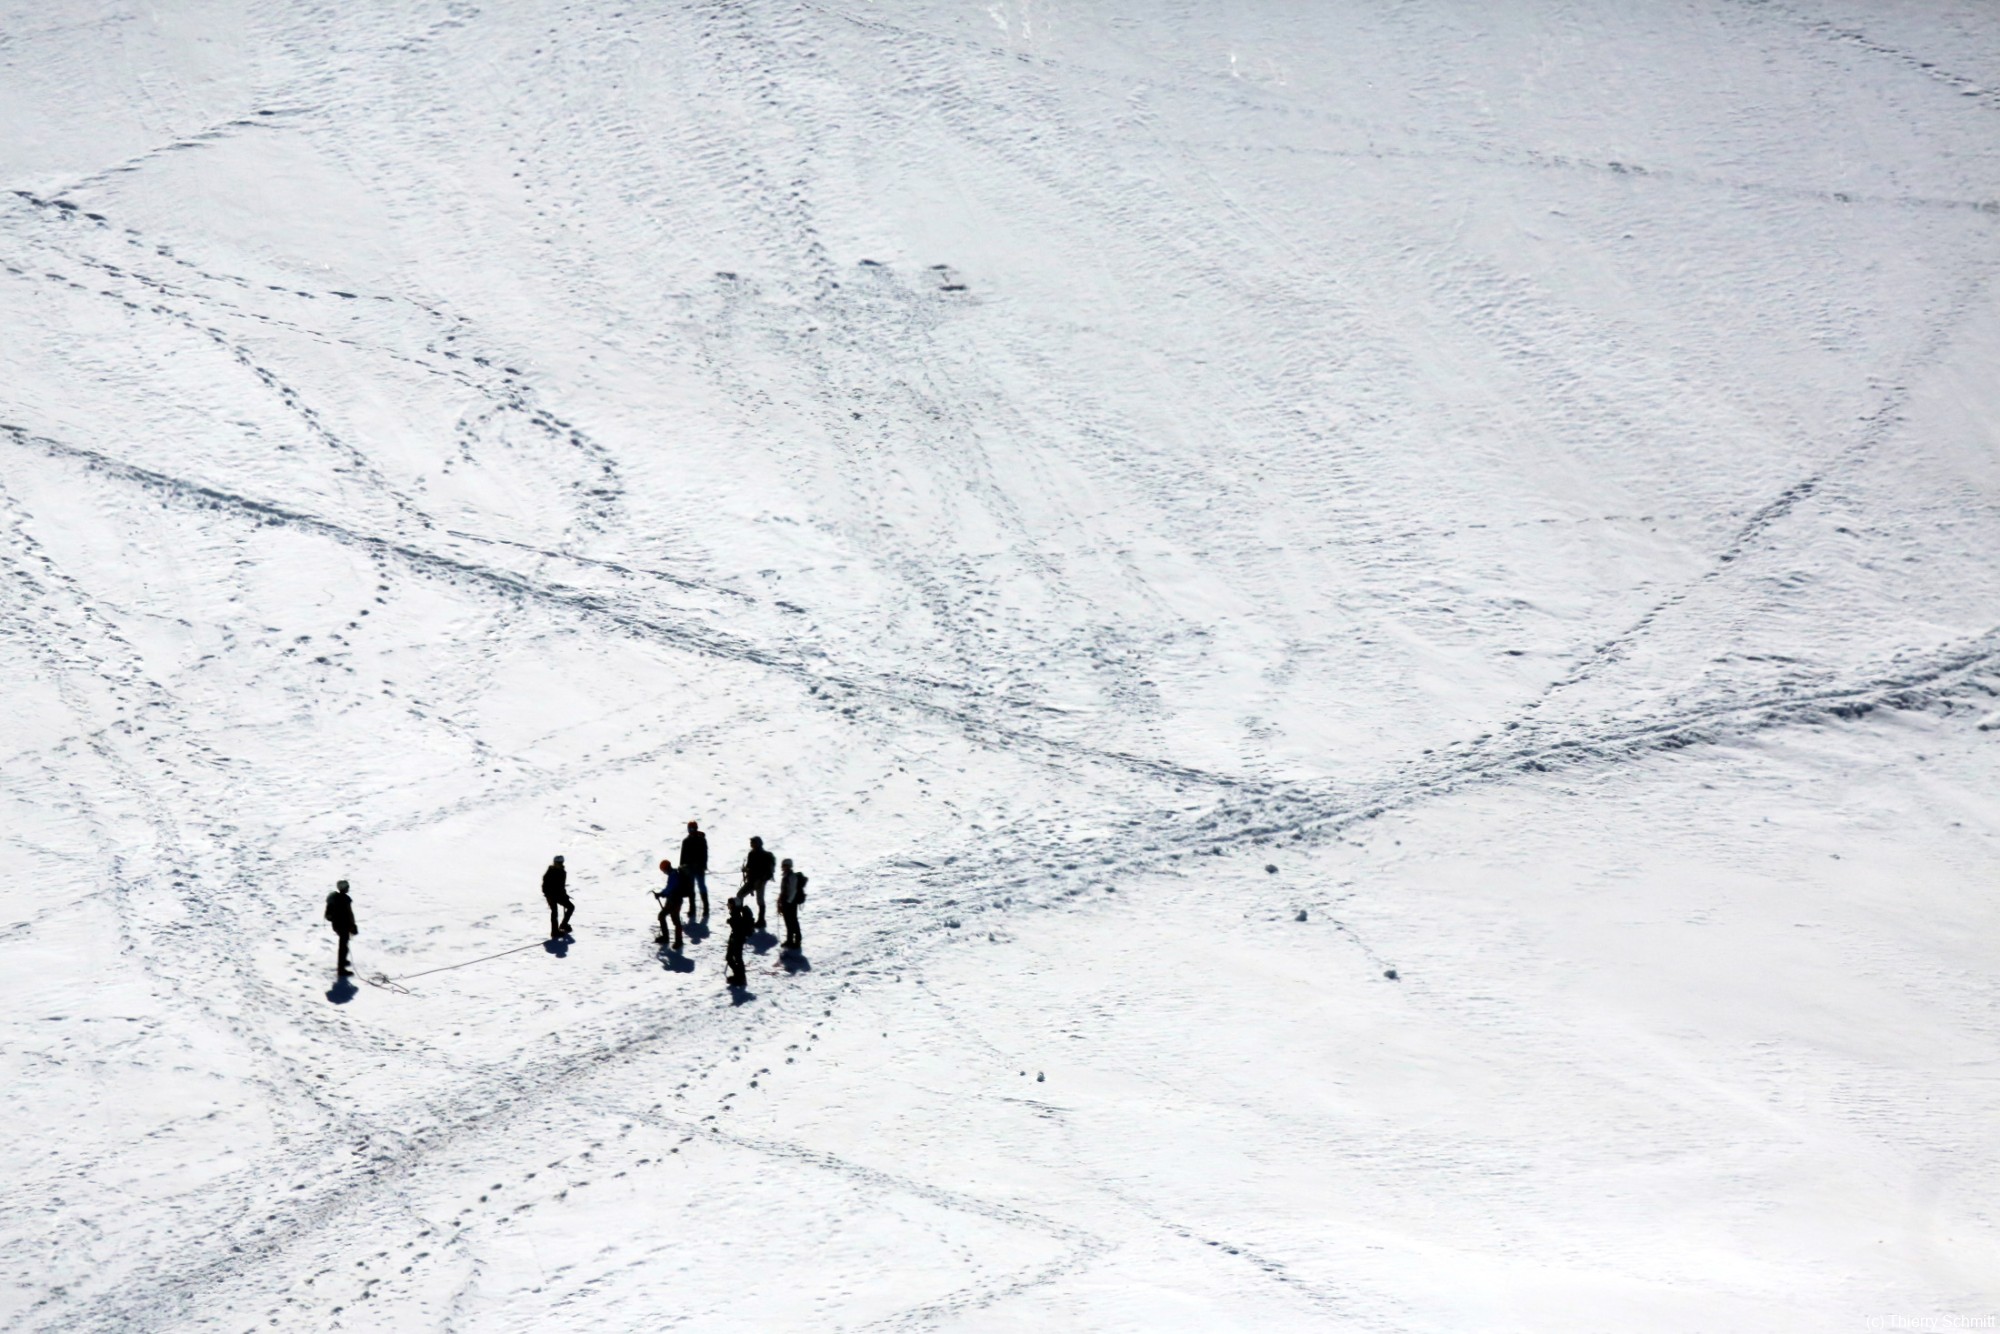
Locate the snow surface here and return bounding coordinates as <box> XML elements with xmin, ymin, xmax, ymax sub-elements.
<box><xmin>4</xmin><ymin>1</ymin><xmax>2000</xmax><ymax>1329</ymax></box>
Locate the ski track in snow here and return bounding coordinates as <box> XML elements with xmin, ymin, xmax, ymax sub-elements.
<box><xmin>18</xmin><ymin>609</ymin><xmax>1999</xmax><ymax>1330</ymax></box>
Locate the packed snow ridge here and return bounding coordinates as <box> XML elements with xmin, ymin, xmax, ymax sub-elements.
<box><xmin>3</xmin><ymin>2</ymin><xmax>1998</xmax><ymax>1329</ymax></box>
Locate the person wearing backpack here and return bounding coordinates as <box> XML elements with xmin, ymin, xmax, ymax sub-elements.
<box><xmin>777</xmin><ymin>859</ymin><xmax>808</xmax><ymax>952</ymax></box>
<box><xmin>739</xmin><ymin>836</ymin><xmax>776</xmax><ymax>929</ymax></box>
<box><xmin>324</xmin><ymin>879</ymin><xmax>358</xmax><ymax>976</ymax></box>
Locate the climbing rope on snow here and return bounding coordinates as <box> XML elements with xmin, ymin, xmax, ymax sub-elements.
<box><xmin>360</xmin><ymin>886</ymin><xmax>678</xmax><ymax>994</ymax></box>
<box><xmin>362</xmin><ymin>940</ymin><xmax>552</xmax><ymax>992</ymax></box>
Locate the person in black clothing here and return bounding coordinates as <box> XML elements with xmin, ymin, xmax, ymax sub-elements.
<box><xmin>324</xmin><ymin>879</ymin><xmax>358</xmax><ymax>975</ymax></box>
<box><xmin>655</xmin><ymin>857</ymin><xmax>685</xmax><ymax>950</ymax></box>
<box><xmin>723</xmin><ymin>895</ymin><xmax>754</xmax><ymax>988</ymax></box>
<box><xmin>777</xmin><ymin>859</ymin><xmax>807</xmax><ymax>952</ymax></box>
<box><xmin>679</xmin><ymin>821</ymin><xmax>709</xmax><ymax>919</ymax></box>
<box><xmin>740</xmin><ymin>836</ymin><xmax>775</xmax><ymax>929</ymax></box>
<box><xmin>542</xmin><ymin>855</ymin><xmax>573</xmax><ymax>938</ymax></box>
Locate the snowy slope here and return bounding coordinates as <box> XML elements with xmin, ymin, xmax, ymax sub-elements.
<box><xmin>3</xmin><ymin>1</ymin><xmax>1999</xmax><ymax>1329</ymax></box>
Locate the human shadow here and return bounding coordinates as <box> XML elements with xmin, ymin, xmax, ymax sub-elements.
<box><xmin>543</xmin><ymin>936</ymin><xmax>571</xmax><ymax>958</ymax></box>
<box><xmin>750</xmin><ymin>928</ymin><xmax>778</xmax><ymax>955</ymax></box>
<box><xmin>777</xmin><ymin>951</ymin><xmax>811</xmax><ymax>974</ymax></box>
<box><xmin>684</xmin><ymin>919</ymin><xmax>711</xmax><ymax>944</ymax></box>
<box><xmin>326</xmin><ymin>977</ymin><xmax>358</xmax><ymax>1004</ymax></box>
<box><xmin>657</xmin><ymin>944</ymin><xmax>695</xmax><ymax>974</ymax></box>
<box><xmin>727</xmin><ymin>984</ymin><xmax>756</xmax><ymax>1006</ymax></box>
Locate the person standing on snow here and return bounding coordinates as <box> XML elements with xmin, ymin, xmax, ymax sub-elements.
<box><xmin>324</xmin><ymin>879</ymin><xmax>358</xmax><ymax>976</ymax></box>
<box><xmin>724</xmin><ymin>894</ymin><xmax>754</xmax><ymax>988</ymax></box>
<box><xmin>655</xmin><ymin>856</ymin><xmax>685</xmax><ymax>950</ymax></box>
<box><xmin>542</xmin><ymin>855</ymin><xmax>573</xmax><ymax>938</ymax></box>
<box><xmin>739</xmin><ymin>835</ymin><xmax>776</xmax><ymax>929</ymax></box>
<box><xmin>777</xmin><ymin>859</ymin><xmax>808</xmax><ymax>953</ymax></box>
<box><xmin>679</xmin><ymin>820</ymin><xmax>710</xmax><ymax>920</ymax></box>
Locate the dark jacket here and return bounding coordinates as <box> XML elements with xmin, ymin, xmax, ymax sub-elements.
<box><xmin>726</xmin><ymin>900</ymin><xmax>755</xmax><ymax>945</ymax></box>
<box><xmin>743</xmin><ymin>847</ymin><xmax>775</xmax><ymax>885</ymax></box>
<box><xmin>324</xmin><ymin>890</ymin><xmax>357</xmax><ymax>936</ymax></box>
<box><xmin>680</xmin><ymin>830</ymin><xmax>709</xmax><ymax>875</ymax></box>
<box><xmin>541</xmin><ymin>862</ymin><xmax>568</xmax><ymax>903</ymax></box>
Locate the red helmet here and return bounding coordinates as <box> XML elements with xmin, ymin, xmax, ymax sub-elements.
<box><xmin>658</xmin><ymin>859</ymin><xmax>671</xmax><ymax>873</ymax></box>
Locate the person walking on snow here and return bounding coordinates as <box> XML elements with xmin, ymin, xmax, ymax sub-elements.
<box><xmin>324</xmin><ymin>879</ymin><xmax>358</xmax><ymax>976</ymax></box>
<box><xmin>777</xmin><ymin>859</ymin><xmax>807</xmax><ymax>952</ymax></box>
<box><xmin>542</xmin><ymin>855</ymin><xmax>573</xmax><ymax>938</ymax></box>
<box><xmin>680</xmin><ymin>821</ymin><xmax>710</xmax><ymax>920</ymax></box>
<box><xmin>655</xmin><ymin>856</ymin><xmax>685</xmax><ymax>950</ymax></box>
<box><xmin>724</xmin><ymin>894</ymin><xmax>754</xmax><ymax>988</ymax></box>
<box><xmin>740</xmin><ymin>835</ymin><xmax>776</xmax><ymax>929</ymax></box>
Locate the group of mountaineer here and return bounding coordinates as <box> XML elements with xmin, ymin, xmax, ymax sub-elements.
<box><xmin>322</xmin><ymin>817</ymin><xmax>810</xmax><ymax>992</ymax></box>
<box><xmin>638</xmin><ymin>820</ymin><xmax>809</xmax><ymax>988</ymax></box>
<box><xmin>647</xmin><ymin>824</ymin><xmax>807</xmax><ymax>985</ymax></box>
